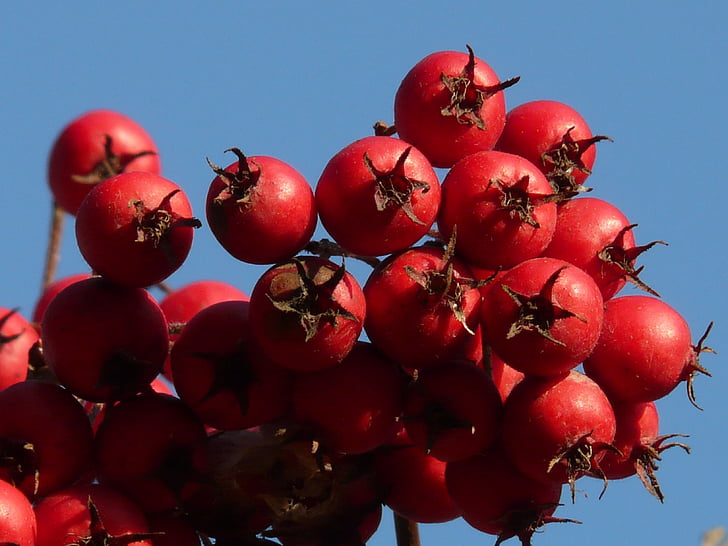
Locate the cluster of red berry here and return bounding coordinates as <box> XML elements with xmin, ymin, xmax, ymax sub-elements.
<box><xmin>0</xmin><ymin>45</ymin><xmax>714</xmax><ymax>545</ymax></box>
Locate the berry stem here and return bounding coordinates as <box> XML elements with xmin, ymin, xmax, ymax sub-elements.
<box><xmin>42</xmin><ymin>201</ymin><xmax>65</xmax><ymax>290</ymax></box>
<box><xmin>394</xmin><ymin>512</ymin><xmax>421</xmax><ymax>546</ymax></box>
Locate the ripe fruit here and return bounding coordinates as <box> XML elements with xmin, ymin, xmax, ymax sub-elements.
<box><xmin>501</xmin><ymin>370</ymin><xmax>617</xmax><ymax>499</ymax></box>
<box><xmin>541</xmin><ymin>197</ymin><xmax>665</xmax><ymax>300</ymax></box>
<box><xmin>363</xmin><ymin>242</ymin><xmax>482</xmax><ymax>370</ymax></box>
<box><xmin>0</xmin><ymin>380</ymin><xmax>94</xmax><ymax>499</ymax></box>
<box><xmin>480</xmin><ymin>257</ymin><xmax>604</xmax><ymax>377</ymax></box>
<box><xmin>438</xmin><ymin>150</ymin><xmax>558</xmax><ymax>270</ymax></box>
<box><xmin>0</xmin><ymin>307</ymin><xmax>38</xmax><ymax>391</ymax></box>
<box><xmin>47</xmin><ymin>109</ymin><xmax>162</xmax><ymax>215</ymax></box>
<box><xmin>34</xmin><ymin>483</ymin><xmax>155</xmax><ymax>546</ymax></box>
<box><xmin>94</xmin><ymin>392</ymin><xmax>210</xmax><ymax>514</ymax></box>
<box><xmin>598</xmin><ymin>400</ymin><xmax>690</xmax><ymax>502</ymax></box>
<box><xmin>170</xmin><ymin>300</ymin><xmax>294</xmax><ymax>430</ymax></box>
<box><xmin>495</xmin><ymin>99</ymin><xmax>611</xmax><ymax>195</ymax></box>
<box><xmin>40</xmin><ymin>276</ymin><xmax>170</xmax><ymax>402</ymax></box>
<box><xmin>374</xmin><ymin>428</ymin><xmax>462</xmax><ymax>523</ymax></box>
<box><xmin>315</xmin><ymin>135</ymin><xmax>440</xmax><ymax>256</ymax></box>
<box><xmin>0</xmin><ymin>478</ymin><xmax>36</xmax><ymax>546</ymax></box>
<box><xmin>75</xmin><ymin>171</ymin><xmax>201</xmax><ymax>288</ymax></box>
<box><xmin>401</xmin><ymin>359</ymin><xmax>502</xmax><ymax>461</ymax></box>
<box><xmin>583</xmin><ymin>295</ymin><xmax>713</xmax><ymax>406</ymax></box>
<box><xmin>206</xmin><ymin>148</ymin><xmax>317</xmax><ymax>265</ymax></box>
<box><xmin>446</xmin><ymin>444</ymin><xmax>572</xmax><ymax>544</ymax></box>
<box><xmin>249</xmin><ymin>256</ymin><xmax>366</xmax><ymax>372</ymax></box>
<box><xmin>394</xmin><ymin>45</ymin><xmax>519</xmax><ymax>168</ymax></box>
<box><xmin>291</xmin><ymin>342</ymin><xmax>403</xmax><ymax>454</ymax></box>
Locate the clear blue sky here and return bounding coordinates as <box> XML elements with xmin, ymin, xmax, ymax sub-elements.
<box><xmin>1</xmin><ymin>2</ymin><xmax>726</xmax><ymax>545</ymax></box>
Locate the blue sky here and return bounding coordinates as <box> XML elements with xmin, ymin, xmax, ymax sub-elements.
<box><xmin>1</xmin><ymin>2</ymin><xmax>726</xmax><ymax>545</ymax></box>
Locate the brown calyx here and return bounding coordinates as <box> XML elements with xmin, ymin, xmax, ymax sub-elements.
<box><xmin>597</xmin><ymin>223</ymin><xmax>667</xmax><ymax>297</ymax></box>
<box><xmin>72</xmin><ymin>134</ymin><xmax>156</xmax><ymax>186</ymax></box>
<box><xmin>489</xmin><ymin>175</ymin><xmax>562</xmax><ymax>228</ymax></box>
<box><xmin>493</xmin><ymin>503</ymin><xmax>582</xmax><ymax>546</ymax></box>
<box><xmin>131</xmin><ymin>189</ymin><xmax>202</xmax><ymax>247</ymax></box>
<box><xmin>540</xmin><ymin>126</ymin><xmax>612</xmax><ymax>196</ymax></box>
<box><xmin>404</xmin><ymin>229</ymin><xmax>491</xmax><ymax>335</ymax></box>
<box><xmin>267</xmin><ymin>258</ymin><xmax>359</xmax><ymax>342</ymax></box>
<box><xmin>440</xmin><ymin>44</ymin><xmax>520</xmax><ymax>130</ymax></box>
<box><xmin>364</xmin><ymin>146</ymin><xmax>431</xmax><ymax>225</ymax></box>
<box><xmin>632</xmin><ymin>433</ymin><xmax>691</xmax><ymax>503</ymax></box>
<box><xmin>207</xmin><ymin>147</ymin><xmax>262</xmax><ymax>207</ymax></box>
<box><xmin>547</xmin><ymin>432</ymin><xmax>622</xmax><ymax>503</ymax></box>
<box><xmin>682</xmin><ymin>322</ymin><xmax>716</xmax><ymax>410</ymax></box>
<box><xmin>501</xmin><ymin>266</ymin><xmax>585</xmax><ymax>347</ymax></box>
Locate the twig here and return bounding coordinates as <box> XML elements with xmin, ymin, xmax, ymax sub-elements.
<box><xmin>394</xmin><ymin>513</ymin><xmax>421</xmax><ymax>546</ymax></box>
<box><xmin>42</xmin><ymin>201</ymin><xmax>65</xmax><ymax>290</ymax></box>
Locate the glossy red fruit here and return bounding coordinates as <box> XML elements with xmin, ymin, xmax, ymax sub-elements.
<box><xmin>480</xmin><ymin>257</ymin><xmax>604</xmax><ymax>377</ymax></box>
<box><xmin>47</xmin><ymin>109</ymin><xmax>161</xmax><ymax>215</ymax></box>
<box><xmin>0</xmin><ymin>307</ymin><xmax>38</xmax><ymax>391</ymax></box>
<box><xmin>446</xmin><ymin>444</ymin><xmax>572</xmax><ymax>544</ymax></box>
<box><xmin>438</xmin><ymin>150</ymin><xmax>558</xmax><ymax>270</ymax></box>
<box><xmin>488</xmin><ymin>351</ymin><xmax>525</xmax><ymax>404</ymax></box>
<box><xmin>315</xmin><ymin>135</ymin><xmax>440</xmax><ymax>257</ymax></box>
<box><xmin>75</xmin><ymin>171</ymin><xmax>201</xmax><ymax>288</ymax></box>
<box><xmin>541</xmin><ymin>197</ymin><xmax>665</xmax><ymax>300</ymax></box>
<box><xmin>205</xmin><ymin>148</ymin><xmax>317</xmax><ymax>264</ymax></box>
<box><xmin>394</xmin><ymin>45</ymin><xmax>519</xmax><ymax>168</ymax></box>
<box><xmin>0</xmin><ymin>476</ymin><xmax>37</xmax><ymax>545</ymax></box>
<box><xmin>291</xmin><ymin>342</ymin><xmax>404</xmax><ymax>454</ymax></box>
<box><xmin>159</xmin><ymin>279</ymin><xmax>249</xmax><ymax>379</ymax></box>
<box><xmin>40</xmin><ymin>277</ymin><xmax>170</xmax><ymax>402</ymax></box>
<box><xmin>170</xmin><ymin>300</ymin><xmax>294</xmax><ymax>430</ymax></box>
<box><xmin>583</xmin><ymin>295</ymin><xmax>713</xmax><ymax>406</ymax></box>
<box><xmin>495</xmin><ymin>99</ymin><xmax>611</xmax><ymax>194</ymax></box>
<box><xmin>94</xmin><ymin>392</ymin><xmax>210</xmax><ymax>514</ymax></box>
<box><xmin>0</xmin><ymin>381</ymin><xmax>94</xmax><ymax>499</ymax></box>
<box><xmin>34</xmin><ymin>483</ymin><xmax>155</xmax><ymax>546</ymax></box>
<box><xmin>373</xmin><ymin>428</ymin><xmax>462</xmax><ymax>523</ymax></box>
<box><xmin>401</xmin><ymin>359</ymin><xmax>502</xmax><ymax>461</ymax></box>
<box><xmin>599</xmin><ymin>400</ymin><xmax>690</xmax><ymax>502</ymax></box>
<box><xmin>501</xmin><ymin>370</ymin><xmax>617</xmax><ymax>499</ymax></box>
<box><xmin>249</xmin><ymin>256</ymin><xmax>366</xmax><ymax>372</ymax></box>
<box><xmin>363</xmin><ymin>243</ymin><xmax>482</xmax><ymax>371</ymax></box>
<box><xmin>159</xmin><ymin>279</ymin><xmax>249</xmax><ymax>336</ymax></box>
<box><xmin>31</xmin><ymin>273</ymin><xmax>92</xmax><ymax>329</ymax></box>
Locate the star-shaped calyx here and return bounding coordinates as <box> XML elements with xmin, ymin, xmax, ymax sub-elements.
<box><xmin>206</xmin><ymin>147</ymin><xmax>262</xmax><ymax>207</ymax></box>
<box><xmin>501</xmin><ymin>265</ymin><xmax>585</xmax><ymax>346</ymax></box>
<box><xmin>364</xmin><ymin>146</ymin><xmax>431</xmax><ymax>225</ymax></box>
<box><xmin>597</xmin><ymin>223</ymin><xmax>667</xmax><ymax>297</ymax></box>
<box><xmin>540</xmin><ymin>126</ymin><xmax>613</xmax><ymax>197</ymax></box>
<box><xmin>72</xmin><ymin>134</ymin><xmax>156</xmax><ymax>185</ymax></box>
<box><xmin>404</xmin><ymin>229</ymin><xmax>494</xmax><ymax>335</ymax></box>
<box><xmin>439</xmin><ymin>44</ymin><xmax>520</xmax><ymax>130</ymax></box>
<box><xmin>131</xmin><ymin>189</ymin><xmax>202</xmax><ymax>248</ymax></box>
<box><xmin>267</xmin><ymin>258</ymin><xmax>359</xmax><ymax>342</ymax></box>
<box><xmin>488</xmin><ymin>175</ymin><xmax>562</xmax><ymax>228</ymax></box>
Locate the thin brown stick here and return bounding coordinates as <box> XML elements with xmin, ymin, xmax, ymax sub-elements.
<box><xmin>394</xmin><ymin>513</ymin><xmax>421</xmax><ymax>546</ymax></box>
<box><xmin>42</xmin><ymin>201</ymin><xmax>65</xmax><ymax>290</ymax></box>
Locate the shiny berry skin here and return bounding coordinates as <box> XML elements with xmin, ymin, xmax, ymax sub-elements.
<box><xmin>205</xmin><ymin>148</ymin><xmax>317</xmax><ymax>265</ymax></box>
<box><xmin>394</xmin><ymin>46</ymin><xmax>518</xmax><ymax>168</ymax></box>
<box><xmin>40</xmin><ymin>276</ymin><xmax>170</xmax><ymax>402</ymax></box>
<box><xmin>315</xmin><ymin>135</ymin><xmax>440</xmax><ymax>257</ymax></box>
<box><xmin>438</xmin><ymin>150</ymin><xmax>557</xmax><ymax>270</ymax></box>
<box><xmin>47</xmin><ymin>109</ymin><xmax>161</xmax><ymax>215</ymax></box>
